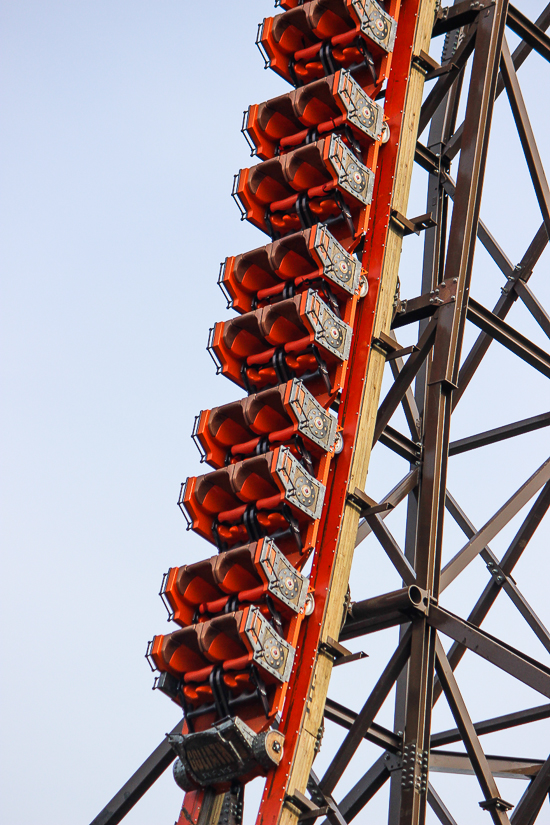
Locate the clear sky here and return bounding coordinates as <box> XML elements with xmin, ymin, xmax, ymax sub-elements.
<box><xmin>1</xmin><ymin>2</ymin><xmax>549</xmax><ymax>824</ymax></box>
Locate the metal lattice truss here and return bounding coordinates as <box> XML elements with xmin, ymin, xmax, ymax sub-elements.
<box><xmin>310</xmin><ymin>3</ymin><xmax>550</xmax><ymax>823</ymax></box>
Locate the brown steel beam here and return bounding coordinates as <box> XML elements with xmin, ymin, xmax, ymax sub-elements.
<box><xmin>433</xmin><ymin>0</ymin><xmax>495</xmax><ymax>36</ymax></box>
<box><xmin>388</xmin><ymin>337</ymin><xmax>423</xmax><ymax>439</ymax></box>
<box><xmin>363</xmin><ymin>514</ymin><xmax>417</xmax><ymax>584</ymax></box>
<box><xmin>501</xmin><ymin>37</ymin><xmax>550</xmax><ymax>236</ymax></box>
<box><xmin>398</xmin><ymin>4</ymin><xmax>510</xmax><ymax>821</ymax></box>
<box><xmin>340</xmin><ymin>612</ymin><xmax>409</xmax><ymax>641</ymax></box>
<box><xmin>323</xmin><ymin>698</ymin><xmax>401</xmax><ymax>751</ymax></box>
<box><xmin>440</xmin><ymin>457</ymin><xmax>550</xmax><ymax>590</ymax></box>
<box><xmin>418</xmin><ymin>26</ymin><xmax>477</xmax><ymax>136</ymax></box>
<box><xmin>429</xmin><ymin>752</ymin><xmax>543</xmax><ymax>779</ymax></box>
<box><xmin>373</xmin><ymin>317</ymin><xmax>438</xmax><ymax>444</ymax></box>
<box><xmin>428</xmin><ymin>605</ymin><xmax>550</xmax><ymax>698</ymax></box>
<box><xmin>444</xmin><ymin>3</ymin><xmax>550</xmax><ymax>160</ymax></box>
<box><xmin>498</xmin><ymin>575</ymin><xmax>550</xmax><ymax>654</ymax></box>
<box><xmin>466</xmin><ymin>298</ymin><xmax>550</xmax><ymax>377</ymax></box>
<box><xmin>501</xmin><ymin>2</ymin><xmax>550</xmax><ymax>92</ymax></box>
<box><xmin>379</xmin><ymin>425</ymin><xmax>421</xmax><ymax>462</ymax></box>
<box><xmin>514</xmin><ymin>280</ymin><xmax>550</xmax><ymax>338</ymax></box>
<box><xmin>355</xmin><ymin>469</ymin><xmax>419</xmax><ymax>547</ymax></box>
<box><xmin>89</xmin><ymin>722</ymin><xmax>181</xmax><ymax>825</ymax></box>
<box><xmin>415</xmin><ymin>141</ymin><xmax>442</xmax><ymax>175</ymax></box>
<box><xmin>441</xmin><ymin>174</ymin><xmax>515</xmax><ymax>278</ymax></box>
<box><xmin>476</xmin><ymin>218</ymin><xmax>516</xmax><ymax>279</ymax></box>
<box><xmin>319</xmin><ymin>756</ymin><xmax>391</xmax><ymax>825</ymax></box>
<box><xmin>433</xmin><ymin>481</ymin><xmax>550</xmax><ymax>704</ymax></box>
<box><xmin>307</xmin><ymin>771</ymin><xmax>347</xmax><ymax>825</ymax></box>
<box><xmin>431</xmin><ymin>703</ymin><xmax>550</xmax><ymax>747</ymax></box>
<box><xmin>392</xmin><ymin>294</ymin><xmax>439</xmax><ymax>328</ymax></box>
<box><xmin>510</xmin><ymin>754</ymin><xmax>550</xmax><ymax>825</ymax></box>
<box><xmin>427</xmin><ymin>785</ymin><xmax>458</xmax><ymax>825</ymax></box>
<box><xmin>502</xmin><ymin>1</ymin><xmax>550</xmax><ymax>75</ymax></box>
<box><xmin>454</xmin><ymin>222</ymin><xmax>548</xmax><ymax>407</ymax></box>
<box><xmin>500</xmin><ymin>480</ymin><xmax>550</xmax><ymax>574</ymax></box>
<box><xmin>507</xmin><ymin>4</ymin><xmax>550</xmax><ymax>62</ymax></box>
<box><xmin>448</xmin><ymin>411</ymin><xmax>550</xmax><ymax>455</ymax></box>
<box><xmin>319</xmin><ymin>631</ymin><xmax>411</xmax><ymax>795</ymax></box>
<box><xmin>434</xmin><ymin>638</ymin><xmax>512</xmax><ymax>823</ymax></box>
<box><xmin>444</xmin><ymin>491</ymin><xmax>550</xmax><ymax>653</ymax></box>
<box><xmin>348</xmin><ymin>588</ymin><xmax>429</xmax><ymax>624</ymax></box>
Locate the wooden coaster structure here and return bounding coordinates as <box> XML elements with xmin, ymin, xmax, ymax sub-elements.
<box><xmin>90</xmin><ymin>1</ymin><xmax>550</xmax><ymax>824</ymax></box>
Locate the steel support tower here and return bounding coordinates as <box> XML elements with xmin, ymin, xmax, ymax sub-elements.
<box><xmin>91</xmin><ymin>1</ymin><xmax>550</xmax><ymax>824</ymax></box>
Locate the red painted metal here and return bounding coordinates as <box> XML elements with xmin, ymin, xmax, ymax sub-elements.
<box><xmin>135</xmin><ymin>0</ymin><xmax>432</xmax><ymax>821</ymax></box>
<box><xmin>256</xmin><ymin>0</ymin><xmax>427</xmax><ymax>820</ymax></box>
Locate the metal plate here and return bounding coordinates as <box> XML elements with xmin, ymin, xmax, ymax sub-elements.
<box><xmin>337</xmin><ymin>70</ymin><xmax>384</xmax><ymax>142</ymax></box>
<box><xmin>304</xmin><ymin>289</ymin><xmax>354</xmax><ymax>361</ymax></box>
<box><xmin>352</xmin><ymin>0</ymin><xmax>398</xmax><ymax>52</ymax></box>
<box><xmin>275</xmin><ymin>446</ymin><xmax>326</xmax><ymax>520</ymax></box>
<box><xmin>288</xmin><ymin>378</ymin><xmax>338</xmax><ymax>452</ymax></box>
<box><xmin>312</xmin><ymin>223</ymin><xmax>361</xmax><ymax>295</ymax></box>
<box><xmin>328</xmin><ymin>134</ymin><xmax>375</xmax><ymax>205</ymax></box>
<box><xmin>244</xmin><ymin>605</ymin><xmax>295</xmax><ymax>682</ymax></box>
<box><xmin>258</xmin><ymin>538</ymin><xmax>309</xmax><ymax>613</ymax></box>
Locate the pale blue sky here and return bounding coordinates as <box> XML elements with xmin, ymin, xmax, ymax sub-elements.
<box><xmin>1</xmin><ymin>2</ymin><xmax>549</xmax><ymax>824</ymax></box>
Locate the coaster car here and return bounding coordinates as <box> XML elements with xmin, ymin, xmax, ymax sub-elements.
<box><xmin>193</xmin><ymin>379</ymin><xmax>337</xmax><ymax>471</ymax></box>
<box><xmin>258</xmin><ymin>0</ymin><xmax>397</xmax><ymax>89</ymax></box>
<box><xmin>208</xmin><ymin>289</ymin><xmax>353</xmax><ymax>405</ymax></box>
<box><xmin>147</xmin><ymin>606</ymin><xmax>296</xmax><ymax>727</ymax></box>
<box><xmin>220</xmin><ymin>223</ymin><xmax>361</xmax><ymax>315</ymax></box>
<box><xmin>181</xmin><ymin>446</ymin><xmax>326</xmax><ymax>561</ymax></box>
<box><xmin>233</xmin><ymin>134</ymin><xmax>374</xmax><ymax>242</ymax></box>
<box><xmin>245</xmin><ymin>69</ymin><xmax>384</xmax><ymax>160</ymax></box>
<box><xmin>160</xmin><ymin>538</ymin><xmax>309</xmax><ymax>627</ymax></box>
